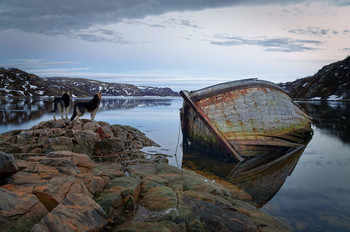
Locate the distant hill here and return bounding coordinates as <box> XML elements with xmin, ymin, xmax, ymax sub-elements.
<box><xmin>0</xmin><ymin>68</ymin><xmax>178</xmax><ymax>98</ymax></box>
<box><xmin>280</xmin><ymin>56</ymin><xmax>350</xmax><ymax>101</ymax></box>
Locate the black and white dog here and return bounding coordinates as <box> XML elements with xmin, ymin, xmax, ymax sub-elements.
<box><xmin>70</xmin><ymin>92</ymin><xmax>102</xmax><ymax>123</ymax></box>
<box><xmin>52</xmin><ymin>93</ymin><xmax>71</xmax><ymax>121</ymax></box>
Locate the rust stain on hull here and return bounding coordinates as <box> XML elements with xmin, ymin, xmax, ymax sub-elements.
<box><xmin>180</xmin><ymin>79</ymin><xmax>312</xmax><ymax>158</ymax></box>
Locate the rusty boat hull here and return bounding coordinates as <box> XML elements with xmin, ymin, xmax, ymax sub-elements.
<box><xmin>180</xmin><ymin>79</ymin><xmax>312</xmax><ymax>161</ymax></box>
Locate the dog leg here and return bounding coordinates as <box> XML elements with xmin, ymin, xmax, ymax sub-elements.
<box><xmin>91</xmin><ymin>111</ymin><xmax>97</xmax><ymax>122</ymax></box>
<box><xmin>53</xmin><ymin>113</ymin><xmax>56</xmax><ymax>121</ymax></box>
<box><xmin>65</xmin><ymin>106</ymin><xmax>70</xmax><ymax>120</ymax></box>
<box><xmin>75</xmin><ymin>115</ymin><xmax>82</xmax><ymax>124</ymax></box>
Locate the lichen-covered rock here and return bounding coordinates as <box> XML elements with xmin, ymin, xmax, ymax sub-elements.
<box><xmin>0</xmin><ymin>152</ymin><xmax>18</xmax><ymax>179</ymax></box>
<box><xmin>33</xmin><ymin>176</ymin><xmax>92</xmax><ymax>211</ymax></box>
<box><xmin>0</xmin><ymin>120</ymin><xmax>291</xmax><ymax>232</ymax></box>
<box><xmin>82</xmin><ymin>121</ymin><xmax>101</xmax><ymax>132</ymax></box>
<box><xmin>31</xmin><ymin>193</ymin><xmax>108</xmax><ymax>232</ymax></box>
<box><xmin>86</xmin><ymin>176</ymin><xmax>105</xmax><ymax>195</ymax></box>
<box><xmin>96</xmin><ymin>137</ymin><xmax>125</xmax><ymax>154</ymax></box>
<box><xmin>112</xmin><ymin>221</ymin><xmax>181</xmax><ymax>232</ymax></box>
<box><xmin>0</xmin><ymin>120</ymin><xmax>158</xmax><ymax>159</ymax></box>
<box><xmin>0</xmin><ymin>188</ymin><xmax>48</xmax><ymax>232</ymax></box>
<box><xmin>47</xmin><ymin>151</ymin><xmax>96</xmax><ymax>172</ymax></box>
<box><xmin>43</xmin><ymin>136</ymin><xmax>73</xmax><ymax>153</ymax></box>
<box><xmin>141</xmin><ymin>185</ymin><xmax>177</xmax><ymax>211</ymax></box>
<box><xmin>95</xmin><ymin>176</ymin><xmax>141</xmax><ymax>221</ymax></box>
<box><xmin>73</xmin><ymin>130</ymin><xmax>99</xmax><ymax>156</ymax></box>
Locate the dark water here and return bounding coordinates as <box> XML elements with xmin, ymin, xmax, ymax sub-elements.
<box><xmin>1</xmin><ymin>97</ymin><xmax>349</xmax><ymax>231</ymax></box>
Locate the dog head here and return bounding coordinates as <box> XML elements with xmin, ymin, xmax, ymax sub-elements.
<box><xmin>96</xmin><ymin>92</ymin><xmax>102</xmax><ymax>100</ymax></box>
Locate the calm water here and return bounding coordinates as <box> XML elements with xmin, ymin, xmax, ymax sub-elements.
<box><xmin>1</xmin><ymin>97</ymin><xmax>349</xmax><ymax>232</ymax></box>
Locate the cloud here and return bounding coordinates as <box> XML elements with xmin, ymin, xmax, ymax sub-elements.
<box><xmin>1</xmin><ymin>59</ymin><xmax>79</xmax><ymax>69</ymax></box>
<box><xmin>210</xmin><ymin>35</ymin><xmax>322</xmax><ymax>52</ymax></box>
<box><xmin>75</xmin><ymin>28</ymin><xmax>130</xmax><ymax>44</ymax></box>
<box><xmin>4</xmin><ymin>59</ymin><xmax>76</xmax><ymax>65</ymax></box>
<box><xmin>288</xmin><ymin>26</ymin><xmax>331</xmax><ymax>36</ymax></box>
<box><xmin>0</xmin><ymin>0</ymin><xmax>348</xmax><ymax>36</ymax></box>
<box><xmin>124</xmin><ymin>18</ymin><xmax>202</xmax><ymax>29</ymax></box>
<box><xmin>343</xmin><ymin>30</ymin><xmax>350</xmax><ymax>36</ymax></box>
<box><xmin>165</xmin><ymin>19</ymin><xmax>202</xmax><ymax>29</ymax></box>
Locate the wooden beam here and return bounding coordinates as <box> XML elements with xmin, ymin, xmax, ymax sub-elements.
<box><xmin>180</xmin><ymin>90</ymin><xmax>244</xmax><ymax>162</ymax></box>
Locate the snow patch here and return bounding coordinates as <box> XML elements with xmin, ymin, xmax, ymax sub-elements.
<box><xmin>311</xmin><ymin>97</ymin><xmax>321</xmax><ymax>100</ymax></box>
<box><xmin>327</xmin><ymin>95</ymin><xmax>343</xmax><ymax>101</ymax></box>
<box><xmin>0</xmin><ymin>88</ymin><xmax>10</xmax><ymax>93</ymax></box>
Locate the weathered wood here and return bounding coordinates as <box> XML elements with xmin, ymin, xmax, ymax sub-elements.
<box><xmin>191</xmin><ymin>79</ymin><xmax>287</xmax><ymax>101</ymax></box>
<box><xmin>180</xmin><ymin>79</ymin><xmax>312</xmax><ymax>157</ymax></box>
<box><xmin>180</xmin><ymin>90</ymin><xmax>244</xmax><ymax>162</ymax></box>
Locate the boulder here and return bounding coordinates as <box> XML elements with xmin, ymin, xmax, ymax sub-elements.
<box><xmin>96</xmin><ymin>137</ymin><xmax>125</xmax><ymax>154</ymax></box>
<box><xmin>33</xmin><ymin>176</ymin><xmax>92</xmax><ymax>211</ymax></box>
<box><xmin>0</xmin><ymin>188</ymin><xmax>48</xmax><ymax>232</ymax></box>
<box><xmin>31</xmin><ymin>193</ymin><xmax>108</xmax><ymax>232</ymax></box>
<box><xmin>0</xmin><ymin>152</ymin><xmax>19</xmax><ymax>179</ymax></box>
<box><xmin>31</xmin><ymin>120</ymin><xmax>68</xmax><ymax>130</ymax></box>
<box><xmin>72</xmin><ymin>130</ymin><xmax>99</xmax><ymax>156</ymax></box>
<box><xmin>141</xmin><ymin>186</ymin><xmax>177</xmax><ymax>211</ymax></box>
<box><xmin>101</xmin><ymin>125</ymin><xmax>113</xmax><ymax>138</ymax></box>
<box><xmin>86</xmin><ymin>176</ymin><xmax>105</xmax><ymax>195</ymax></box>
<box><xmin>47</xmin><ymin>151</ymin><xmax>96</xmax><ymax>172</ymax></box>
<box><xmin>95</xmin><ymin>176</ymin><xmax>141</xmax><ymax>221</ymax></box>
<box><xmin>82</xmin><ymin>121</ymin><xmax>101</xmax><ymax>132</ymax></box>
<box><xmin>43</xmin><ymin>136</ymin><xmax>73</xmax><ymax>153</ymax></box>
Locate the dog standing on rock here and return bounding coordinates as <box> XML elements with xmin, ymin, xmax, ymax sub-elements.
<box><xmin>52</xmin><ymin>93</ymin><xmax>71</xmax><ymax>121</ymax></box>
<box><xmin>70</xmin><ymin>92</ymin><xmax>102</xmax><ymax>123</ymax></box>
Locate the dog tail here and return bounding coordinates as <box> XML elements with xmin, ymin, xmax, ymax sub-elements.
<box><xmin>70</xmin><ymin>104</ymin><xmax>77</xmax><ymax>121</ymax></box>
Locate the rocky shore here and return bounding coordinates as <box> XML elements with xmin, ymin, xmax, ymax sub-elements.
<box><xmin>0</xmin><ymin>120</ymin><xmax>290</xmax><ymax>232</ymax></box>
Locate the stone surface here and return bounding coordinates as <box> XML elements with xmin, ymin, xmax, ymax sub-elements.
<box><xmin>0</xmin><ymin>152</ymin><xmax>18</xmax><ymax>179</ymax></box>
<box><xmin>0</xmin><ymin>120</ymin><xmax>291</xmax><ymax>232</ymax></box>
<box><xmin>0</xmin><ymin>188</ymin><xmax>48</xmax><ymax>232</ymax></box>
<box><xmin>31</xmin><ymin>193</ymin><xmax>108</xmax><ymax>232</ymax></box>
<box><xmin>95</xmin><ymin>176</ymin><xmax>141</xmax><ymax>222</ymax></box>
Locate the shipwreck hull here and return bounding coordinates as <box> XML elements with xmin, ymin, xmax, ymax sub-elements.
<box><xmin>180</xmin><ymin>79</ymin><xmax>312</xmax><ymax>160</ymax></box>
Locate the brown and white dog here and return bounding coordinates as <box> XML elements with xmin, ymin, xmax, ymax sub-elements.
<box><xmin>70</xmin><ymin>92</ymin><xmax>102</xmax><ymax>123</ymax></box>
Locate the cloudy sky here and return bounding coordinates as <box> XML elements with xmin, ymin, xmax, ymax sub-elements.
<box><xmin>1</xmin><ymin>0</ymin><xmax>350</xmax><ymax>91</ymax></box>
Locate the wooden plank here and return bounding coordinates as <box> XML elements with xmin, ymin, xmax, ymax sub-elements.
<box><xmin>190</xmin><ymin>79</ymin><xmax>287</xmax><ymax>101</ymax></box>
<box><xmin>180</xmin><ymin>90</ymin><xmax>244</xmax><ymax>162</ymax></box>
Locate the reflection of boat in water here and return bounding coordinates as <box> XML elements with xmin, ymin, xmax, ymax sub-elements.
<box><xmin>180</xmin><ymin>79</ymin><xmax>312</xmax><ymax>161</ymax></box>
<box><xmin>182</xmin><ymin>138</ymin><xmax>311</xmax><ymax>207</ymax></box>
<box><xmin>225</xmin><ymin>146</ymin><xmax>307</xmax><ymax>206</ymax></box>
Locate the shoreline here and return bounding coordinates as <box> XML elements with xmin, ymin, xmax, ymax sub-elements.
<box><xmin>0</xmin><ymin>119</ymin><xmax>290</xmax><ymax>232</ymax></box>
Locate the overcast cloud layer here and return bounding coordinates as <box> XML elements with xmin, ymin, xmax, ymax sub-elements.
<box><xmin>1</xmin><ymin>0</ymin><xmax>350</xmax><ymax>90</ymax></box>
<box><xmin>1</xmin><ymin>0</ymin><xmax>350</xmax><ymax>35</ymax></box>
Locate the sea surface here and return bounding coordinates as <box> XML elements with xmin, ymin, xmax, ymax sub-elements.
<box><xmin>1</xmin><ymin>97</ymin><xmax>349</xmax><ymax>232</ymax></box>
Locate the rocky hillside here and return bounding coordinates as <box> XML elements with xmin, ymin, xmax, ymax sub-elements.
<box><xmin>0</xmin><ymin>68</ymin><xmax>178</xmax><ymax>98</ymax></box>
<box><xmin>280</xmin><ymin>56</ymin><xmax>350</xmax><ymax>100</ymax></box>
<box><xmin>46</xmin><ymin>77</ymin><xmax>178</xmax><ymax>97</ymax></box>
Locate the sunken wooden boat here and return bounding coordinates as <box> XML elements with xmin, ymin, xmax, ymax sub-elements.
<box><xmin>180</xmin><ymin>79</ymin><xmax>312</xmax><ymax>161</ymax></box>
